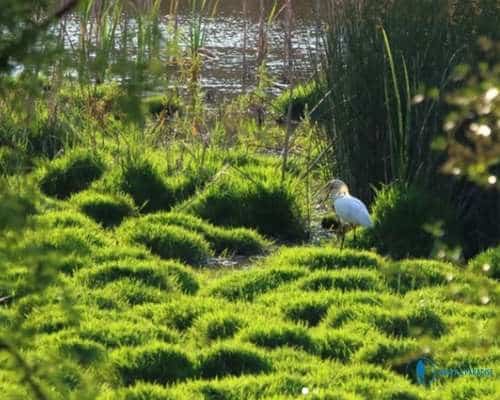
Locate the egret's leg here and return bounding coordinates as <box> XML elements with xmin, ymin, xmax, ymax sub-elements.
<box><xmin>340</xmin><ymin>225</ymin><xmax>345</xmax><ymax>250</ymax></box>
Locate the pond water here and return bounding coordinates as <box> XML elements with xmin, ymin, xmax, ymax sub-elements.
<box><xmin>59</xmin><ymin>0</ymin><xmax>326</xmax><ymax>101</ymax></box>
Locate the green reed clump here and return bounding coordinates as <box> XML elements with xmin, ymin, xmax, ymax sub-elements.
<box><xmin>354</xmin><ymin>335</ymin><xmax>420</xmax><ymax>369</ymax></box>
<box><xmin>281</xmin><ymin>296</ymin><xmax>331</xmax><ymax>327</ymax></box>
<box><xmin>133</xmin><ymin>296</ymin><xmax>221</xmax><ymax>332</ymax></box>
<box><xmin>101</xmin><ymin>258</ymin><xmax>197</xmax><ymax>294</ymax></box>
<box><xmin>91</xmin><ymin>245</ymin><xmax>152</xmax><ymax>263</ymax></box>
<box><xmin>33</xmin><ymin>209</ymin><xmax>100</xmax><ymax>229</ymax></box>
<box><xmin>39</xmin><ymin>148</ymin><xmax>105</xmax><ymax>199</ymax></box>
<box><xmin>313</xmin><ymin>328</ymin><xmax>364</xmax><ymax>362</ymax></box>
<box><xmin>92</xmin><ymin>279</ymin><xmax>167</xmax><ymax>308</ymax></box>
<box><xmin>20</xmin><ymin>226</ymin><xmax>111</xmax><ymax>256</ymax></box>
<box><xmin>56</xmin><ymin>337</ymin><xmax>107</xmax><ymax>366</ymax></box>
<box><xmin>107</xmin><ymin>155</ymin><xmax>182</xmax><ymax>213</ymax></box>
<box><xmin>98</xmin><ymin>383</ymin><xmax>172</xmax><ymax>400</ymax></box>
<box><xmin>76</xmin><ymin>258</ymin><xmax>198</xmax><ymax>294</ymax></box>
<box><xmin>79</xmin><ymin>319</ymin><xmax>178</xmax><ymax>349</ymax></box>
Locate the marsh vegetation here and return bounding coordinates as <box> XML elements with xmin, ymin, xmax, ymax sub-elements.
<box><xmin>0</xmin><ymin>0</ymin><xmax>499</xmax><ymax>399</ymax></box>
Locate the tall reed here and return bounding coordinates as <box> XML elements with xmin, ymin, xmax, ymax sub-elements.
<box><xmin>320</xmin><ymin>0</ymin><xmax>500</xmax><ymax>200</ymax></box>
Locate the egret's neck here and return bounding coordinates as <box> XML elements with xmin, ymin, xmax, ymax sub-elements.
<box><xmin>331</xmin><ymin>191</ymin><xmax>349</xmax><ymax>202</ymax></box>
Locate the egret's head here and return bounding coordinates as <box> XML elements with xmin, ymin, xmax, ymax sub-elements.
<box><xmin>327</xmin><ymin>179</ymin><xmax>349</xmax><ymax>197</ymax></box>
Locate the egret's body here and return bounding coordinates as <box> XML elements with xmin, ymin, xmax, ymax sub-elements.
<box><xmin>332</xmin><ymin>194</ymin><xmax>373</xmax><ymax>228</ymax></box>
<box><xmin>326</xmin><ymin>179</ymin><xmax>373</xmax><ymax>248</ymax></box>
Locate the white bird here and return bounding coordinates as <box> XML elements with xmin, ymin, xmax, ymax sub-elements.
<box><xmin>325</xmin><ymin>179</ymin><xmax>373</xmax><ymax>249</ymax></box>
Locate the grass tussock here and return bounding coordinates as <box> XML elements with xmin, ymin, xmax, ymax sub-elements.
<box><xmin>208</xmin><ymin>267</ymin><xmax>306</xmax><ymax>301</ymax></box>
<box><xmin>184</xmin><ymin>166</ymin><xmax>307</xmax><ymax>241</ymax></box>
<box><xmin>266</xmin><ymin>246</ymin><xmax>383</xmax><ymax>270</ymax></box>
<box><xmin>118</xmin><ymin>217</ymin><xmax>212</xmax><ymax>266</ymax></box>
<box><xmin>135</xmin><ymin>212</ymin><xmax>269</xmax><ymax>256</ymax></box>
<box><xmin>39</xmin><ymin>148</ymin><xmax>105</xmax><ymax>199</ymax></box>
<box><xmin>196</xmin><ymin>343</ymin><xmax>272</xmax><ymax>379</ymax></box>
<box><xmin>111</xmin><ymin>343</ymin><xmax>194</xmax><ymax>385</ymax></box>
<box><xmin>71</xmin><ymin>191</ymin><xmax>136</xmax><ymax>228</ymax></box>
<box><xmin>468</xmin><ymin>245</ymin><xmax>500</xmax><ymax>281</ymax></box>
<box><xmin>346</xmin><ymin>184</ymin><xmax>461</xmax><ymax>259</ymax></box>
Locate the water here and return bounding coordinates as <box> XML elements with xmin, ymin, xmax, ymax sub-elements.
<box><xmin>58</xmin><ymin>0</ymin><xmax>325</xmax><ymax>101</ymax></box>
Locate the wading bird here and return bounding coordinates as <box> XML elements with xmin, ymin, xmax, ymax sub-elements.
<box><xmin>325</xmin><ymin>179</ymin><xmax>373</xmax><ymax>249</ymax></box>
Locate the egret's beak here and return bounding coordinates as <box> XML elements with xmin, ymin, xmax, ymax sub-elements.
<box><xmin>319</xmin><ymin>181</ymin><xmax>332</xmax><ymax>204</ymax></box>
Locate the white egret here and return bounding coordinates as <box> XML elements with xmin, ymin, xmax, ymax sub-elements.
<box><xmin>325</xmin><ymin>179</ymin><xmax>373</xmax><ymax>249</ymax></box>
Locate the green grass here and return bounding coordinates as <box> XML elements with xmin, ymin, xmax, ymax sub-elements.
<box><xmin>2</xmin><ymin>4</ymin><xmax>497</xmax><ymax>398</ymax></box>
<box><xmin>298</xmin><ymin>269</ymin><xmax>386</xmax><ymax>292</ymax></box>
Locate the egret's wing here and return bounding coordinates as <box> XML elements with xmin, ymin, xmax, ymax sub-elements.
<box><xmin>334</xmin><ymin>195</ymin><xmax>373</xmax><ymax>227</ymax></box>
